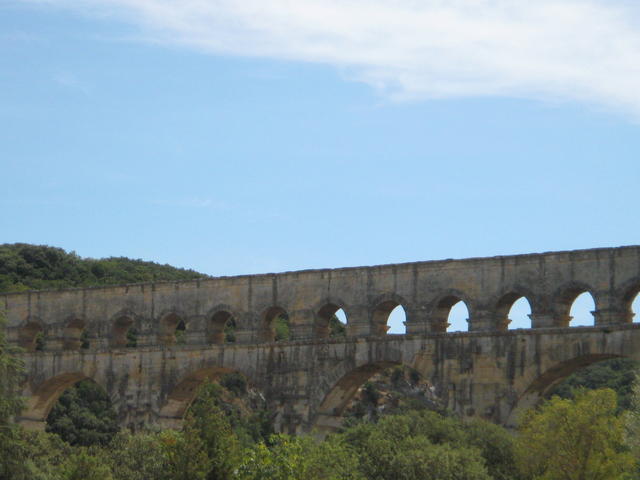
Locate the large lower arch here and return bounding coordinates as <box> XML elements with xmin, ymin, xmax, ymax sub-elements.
<box><xmin>157</xmin><ymin>366</ymin><xmax>254</xmax><ymax>428</ymax></box>
<box><xmin>19</xmin><ymin>372</ymin><xmax>101</xmax><ymax>429</ymax></box>
<box><xmin>311</xmin><ymin>361</ymin><xmax>402</xmax><ymax>433</ymax></box>
<box><xmin>505</xmin><ymin>353</ymin><xmax>622</xmax><ymax>427</ymax></box>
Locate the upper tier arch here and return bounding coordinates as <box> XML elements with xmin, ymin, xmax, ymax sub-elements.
<box><xmin>3</xmin><ymin>246</ymin><xmax>639</xmax><ymax>347</ymax></box>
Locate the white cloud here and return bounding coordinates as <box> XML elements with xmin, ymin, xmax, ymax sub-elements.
<box><xmin>26</xmin><ymin>0</ymin><xmax>640</xmax><ymax>115</ymax></box>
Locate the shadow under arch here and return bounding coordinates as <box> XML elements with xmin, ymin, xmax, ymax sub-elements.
<box><xmin>622</xmin><ymin>280</ymin><xmax>640</xmax><ymax>323</ymax></box>
<box><xmin>315</xmin><ymin>301</ymin><xmax>349</xmax><ymax>338</ymax></box>
<box><xmin>19</xmin><ymin>372</ymin><xmax>104</xmax><ymax>428</ymax></box>
<box><xmin>158</xmin><ymin>366</ymin><xmax>254</xmax><ymax>428</ymax></box>
<box><xmin>18</xmin><ymin>317</ymin><xmax>44</xmax><ymax>352</ymax></box>
<box><xmin>110</xmin><ymin>311</ymin><xmax>138</xmax><ymax>347</ymax></box>
<box><xmin>505</xmin><ymin>353</ymin><xmax>622</xmax><ymax>427</ymax></box>
<box><xmin>311</xmin><ymin>361</ymin><xmax>402</xmax><ymax>433</ymax></box>
<box><xmin>207</xmin><ymin>306</ymin><xmax>239</xmax><ymax>344</ymax></box>
<box><xmin>158</xmin><ymin>311</ymin><xmax>187</xmax><ymax>345</ymax></box>
<box><xmin>260</xmin><ymin>306</ymin><xmax>289</xmax><ymax>343</ymax></box>
<box><xmin>63</xmin><ymin>317</ymin><xmax>86</xmax><ymax>350</ymax></box>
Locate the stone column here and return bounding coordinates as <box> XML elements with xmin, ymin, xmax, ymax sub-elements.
<box><xmin>289</xmin><ymin>311</ymin><xmax>315</xmax><ymax>340</ymax></box>
<box><xmin>405</xmin><ymin>307</ymin><xmax>430</xmax><ymax>334</ymax></box>
<box><xmin>346</xmin><ymin>306</ymin><xmax>373</xmax><ymax>337</ymax></box>
<box><xmin>468</xmin><ymin>310</ymin><xmax>496</xmax><ymax>332</ymax></box>
<box><xmin>529</xmin><ymin>312</ymin><xmax>569</xmax><ymax>328</ymax></box>
<box><xmin>593</xmin><ymin>308</ymin><xmax>633</xmax><ymax>325</ymax></box>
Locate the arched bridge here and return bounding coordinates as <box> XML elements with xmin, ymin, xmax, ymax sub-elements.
<box><xmin>2</xmin><ymin>246</ymin><xmax>640</xmax><ymax>434</ymax></box>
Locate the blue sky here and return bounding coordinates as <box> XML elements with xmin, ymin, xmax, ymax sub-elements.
<box><xmin>2</xmin><ymin>1</ymin><xmax>639</xmax><ymax>331</ymax></box>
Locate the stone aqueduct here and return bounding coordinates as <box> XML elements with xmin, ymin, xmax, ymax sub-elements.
<box><xmin>3</xmin><ymin>246</ymin><xmax>640</xmax><ymax>434</ymax></box>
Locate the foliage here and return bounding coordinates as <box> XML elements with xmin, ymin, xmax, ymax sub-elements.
<box><xmin>46</xmin><ymin>379</ymin><xmax>119</xmax><ymax>447</ymax></box>
<box><xmin>220</xmin><ymin>372</ymin><xmax>248</xmax><ymax>397</ymax></box>
<box><xmin>126</xmin><ymin>327</ymin><xmax>138</xmax><ymax>348</ymax></box>
<box><xmin>106</xmin><ymin>431</ymin><xmax>166</xmax><ymax>480</ymax></box>
<box><xmin>549</xmin><ymin>358</ymin><xmax>639</xmax><ymax>411</ymax></box>
<box><xmin>59</xmin><ymin>448</ymin><xmax>114</xmax><ymax>480</ymax></box>
<box><xmin>223</xmin><ymin>318</ymin><xmax>236</xmax><ymax>343</ymax></box>
<box><xmin>516</xmin><ymin>388</ymin><xmax>634</xmax><ymax>480</ymax></box>
<box><xmin>0</xmin><ymin>313</ymin><xmax>28</xmax><ymax>480</ymax></box>
<box><xmin>158</xmin><ymin>429</ymin><xmax>210</xmax><ymax>480</ymax></box>
<box><xmin>186</xmin><ymin>382</ymin><xmax>241</xmax><ymax>480</ymax></box>
<box><xmin>341</xmin><ymin>412</ymin><xmax>491</xmax><ymax>480</ymax></box>
<box><xmin>463</xmin><ymin>418</ymin><xmax>518</xmax><ymax>480</ymax></box>
<box><xmin>0</xmin><ymin>314</ymin><xmax>24</xmax><ymax>426</ymax></box>
<box><xmin>274</xmin><ymin>314</ymin><xmax>291</xmax><ymax>342</ymax></box>
<box><xmin>236</xmin><ymin>434</ymin><xmax>364</xmax><ymax>480</ymax></box>
<box><xmin>0</xmin><ymin>243</ymin><xmax>207</xmax><ymax>293</ymax></box>
<box><xmin>329</xmin><ymin>314</ymin><xmax>346</xmax><ymax>338</ymax></box>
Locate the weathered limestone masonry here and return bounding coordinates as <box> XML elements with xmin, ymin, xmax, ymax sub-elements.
<box><xmin>2</xmin><ymin>246</ymin><xmax>640</xmax><ymax>434</ymax></box>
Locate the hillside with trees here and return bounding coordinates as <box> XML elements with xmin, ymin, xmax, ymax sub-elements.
<box><xmin>0</xmin><ymin>243</ymin><xmax>207</xmax><ymax>293</ymax></box>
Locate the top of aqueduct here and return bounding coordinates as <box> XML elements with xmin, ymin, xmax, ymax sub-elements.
<box><xmin>2</xmin><ymin>245</ymin><xmax>640</xmax><ymax>350</ymax></box>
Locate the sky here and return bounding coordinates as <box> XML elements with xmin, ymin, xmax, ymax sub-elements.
<box><xmin>2</xmin><ymin>1</ymin><xmax>639</xmax><ymax>332</ymax></box>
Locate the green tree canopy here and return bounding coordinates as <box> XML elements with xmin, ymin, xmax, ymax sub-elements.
<box><xmin>516</xmin><ymin>388</ymin><xmax>634</xmax><ymax>480</ymax></box>
<box><xmin>0</xmin><ymin>243</ymin><xmax>207</xmax><ymax>293</ymax></box>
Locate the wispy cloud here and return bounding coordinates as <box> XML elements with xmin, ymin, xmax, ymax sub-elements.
<box><xmin>25</xmin><ymin>0</ymin><xmax>640</xmax><ymax>115</ymax></box>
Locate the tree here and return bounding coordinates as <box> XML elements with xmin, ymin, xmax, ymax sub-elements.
<box><xmin>186</xmin><ymin>382</ymin><xmax>241</xmax><ymax>480</ymax></box>
<box><xmin>516</xmin><ymin>388</ymin><xmax>634</xmax><ymax>480</ymax></box>
<box><xmin>59</xmin><ymin>448</ymin><xmax>114</xmax><ymax>480</ymax></box>
<box><xmin>106</xmin><ymin>431</ymin><xmax>166</xmax><ymax>480</ymax></box>
<box><xmin>0</xmin><ymin>313</ymin><xmax>29</xmax><ymax>480</ymax></box>
<box><xmin>46</xmin><ymin>379</ymin><xmax>119</xmax><ymax>446</ymax></box>
<box><xmin>158</xmin><ymin>429</ymin><xmax>210</xmax><ymax>480</ymax></box>
<box><xmin>341</xmin><ymin>412</ymin><xmax>490</xmax><ymax>480</ymax></box>
<box><xmin>236</xmin><ymin>434</ymin><xmax>364</xmax><ymax>480</ymax></box>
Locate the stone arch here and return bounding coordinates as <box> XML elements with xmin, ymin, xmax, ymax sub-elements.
<box><xmin>19</xmin><ymin>372</ymin><xmax>107</xmax><ymax>427</ymax></box>
<box><xmin>494</xmin><ymin>289</ymin><xmax>537</xmax><ymax>331</ymax></box>
<box><xmin>18</xmin><ymin>317</ymin><xmax>45</xmax><ymax>352</ymax></box>
<box><xmin>370</xmin><ymin>293</ymin><xmax>410</xmax><ymax>336</ymax></box>
<box><xmin>314</xmin><ymin>299</ymin><xmax>349</xmax><ymax>338</ymax></box>
<box><xmin>430</xmin><ymin>290</ymin><xmax>473</xmax><ymax>333</ymax></box>
<box><xmin>622</xmin><ymin>279</ymin><xmax>640</xmax><ymax>323</ymax></box>
<box><xmin>207</xmin><ymin>306</ymin><xmax>239</xmax><ymax>344</ymax></box>
<box><xmin>111</xmin><ymin>312</ymin><xmax>138</xmax><ymax>347</ymax></box>
<box><xmin>157</xmin><ymin>366</ymin><xmax>254</xmax><ymax>428</ymax></box>
<box><xmin>63</xmin><ymin>317</ymin><xmax>86</xmax><ymax>350</ymax></box>
<box><xmin>311</xmin><ymin>361</ymin><xmax>402</xmax><ymax>433</ymax></box>
<box><xmin>552</xmin><ymin>282</ymin><xmax>598</xmax><ymax>327</ymax></box>
<box><xmin>505</xmin><ymin>353</ymin><xmax>621</xmax><ymax>427</ymax></box>
<box><xmin>158</xmin><ymin>311</ymin><xmax>187</xmax><ymax>345</ymax></box>
<box><xmin>260</xmin><ymin>306</ymin><xmax>289</xmax><ymax>342</ymax></box>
